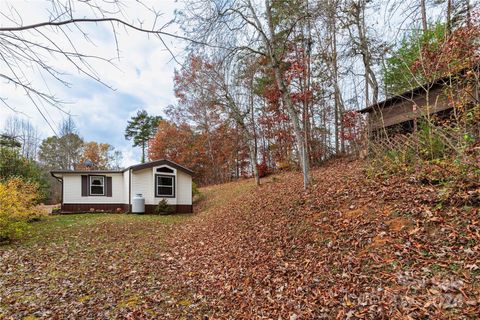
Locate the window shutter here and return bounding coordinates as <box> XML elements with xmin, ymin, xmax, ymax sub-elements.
<box><xmin>81</xmin><ymin>175</ymin><xmax>88</xmax><ymax>197</ymax></box>
<box><xmin>106</xmin><ymin>177</ymin><xmax>112</xmax><ymax>197</ymax></box>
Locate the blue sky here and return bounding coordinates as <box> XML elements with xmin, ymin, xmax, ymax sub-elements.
<box><xmin>0</xmin><ymin>0</ymin><xmax>184</xmax><ymax>166</ymax></box>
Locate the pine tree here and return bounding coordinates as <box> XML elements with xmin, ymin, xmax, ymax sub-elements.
<box><xmin>124</xmin><ymin>110</ymin><xmax>162</xmax><ymax>163</ymax></box>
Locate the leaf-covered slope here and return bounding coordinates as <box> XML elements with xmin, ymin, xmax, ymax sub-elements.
<box><xmin>0</xmin><ymin>161</ymin><xmax>478</xmax><ymax>319</ymax></box>
<box><xmin>162</xmin><ymin>160</ymin><xmax>480</xmax><ymax>319</ymax></box>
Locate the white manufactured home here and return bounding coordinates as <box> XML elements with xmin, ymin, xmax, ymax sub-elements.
<box><xmin>51</xmin><ymin>159</ymin><xmax>193</xmax><ymax>213</ymax></box>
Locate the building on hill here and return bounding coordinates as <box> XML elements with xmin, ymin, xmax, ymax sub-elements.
<box><xmin>51</xmin><ymin>159</ymin><xmax>193</xmax><ymax>214</ymax></box>
<box><xmin>359</xmin><ymin>68</ymin><xmax>479</xmax><ymax>138</ymax></box>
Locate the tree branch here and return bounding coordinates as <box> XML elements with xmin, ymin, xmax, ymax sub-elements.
<box><xmin>0</xmin><ymin>17</ymin><xmax>218</xmax><ymax>48</ymax></box>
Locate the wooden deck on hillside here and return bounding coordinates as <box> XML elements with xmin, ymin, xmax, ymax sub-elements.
<box><xmin>360</xmin><ymin>71</ymin><xmax>479</xmax><ymax>134</ymax></box>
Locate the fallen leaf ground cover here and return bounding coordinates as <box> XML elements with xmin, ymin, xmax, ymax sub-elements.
<box><xmin>161</xmin><ymin>160</ymin><xmax>480</xmax><ymax>319</ymax></box>
<box><xmin>1</xmin><ymin>161</ymin><xmax>479</xmax><ymax>319</ymax></box>
<box><xmin>0</xmin><ymin>213</ymin><xmax>192</xmax><ymax>319</ymax></box>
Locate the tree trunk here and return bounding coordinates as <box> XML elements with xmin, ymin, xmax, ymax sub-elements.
<box><xmin>225</xmin><ymin>85</ymin><xmax>260</xmax><ymax>186</ymax></box>
<box><xmin>421</xmin><ymin>0</ymin><xmax>428</xmax><ymax>32</ymax></box>
<box><xmin>263</xmin><ymin>0</ymin><xmax>311</xmax><ymax>189</ymax></box>
<box><xmin>354</xmin><ymin>1</ymin><xmax>379</xmax><ymax>105</ymax></box>
<box><xmin>248</xmin><ymin>135</ymin><xmax>260</xmax><ymax>186</ymax></box>
<box><xmin>332</xmin><ymin>7</ymin><xmax>340</xmax><ymax>155</ymax></box>
<box><xmin>365</xmin><ymin>71</ymin><xmax>369</xmax><ymax>108</ymax></box>
<box><xmin>327</xmin><ymin>0</ymin><xmax>345</xmax><ymax>155</ymax></box>
<box><xmin>249</xmin><ymin>78</ymin><xmax>260</xmax><ymax>186</ymax></box>
<box><xmin>272</xmin><ymin>64</ymin><xmax>311</xmax><ymax>188</ymax></box>
<box><xmin>244</xmin><ymin>0</ymin><xmax>311</xmax><ymax>189</ymax></box>
<box><xmin>332</xmin><ymin>10</ymin><xmax>345</xmax><ymax>154</ymax></box>
<box><xmin>447</xmin><ymin>0</ymin><xmax>453</xmax><ymax>35</ymax></box>
<box><xmin>303</xmin><ymin>0</ymin><xmax>313</xmax><ymax>163</ymax></box>
<box><xmin>466</xmin><ymin>0</ymin><xmax>472</xmax><ymax>27</ymax></box>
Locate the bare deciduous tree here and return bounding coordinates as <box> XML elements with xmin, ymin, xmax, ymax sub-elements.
<box><xmin>3</xmin><ymin>116</ymin><xmax>40</xmax><ymax>159</ymax></box>
<box><xmin>178</xmin><ymin>0</ymin><xmax>313</xmax><ymax>188</ymax></box>
<box><xmin>0</xmin><ymin>0</ymin><xmax>205</xmax><ymax>134</ymax></box>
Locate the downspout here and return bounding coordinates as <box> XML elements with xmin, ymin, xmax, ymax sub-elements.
<box><xmin>128</xmin><ymin>169</ymin><xmax>132</xmax><ymax>213</ymax></box>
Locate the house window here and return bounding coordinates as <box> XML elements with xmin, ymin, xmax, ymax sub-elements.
<box><xmin>155</xmin><ymin>174</ymin><xmax>175</xmax><ymax>197</ymax></box>
<box><xmin>156</xmin><ymin>167</ymin><xmax>174</xmax><ymax>173</ymax></box>
<box><xmin>90</xmin><ymin>176</ymin><xmax>105</xmax><ymax>195</ymax></box>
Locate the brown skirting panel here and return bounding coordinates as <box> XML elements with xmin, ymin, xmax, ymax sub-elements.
<box><xmin>176</xmin><ymin>205</ymin><xmax>193</xmax><ymax>214</ymax></box>
<box><xmin>61</xmin><ymin>203</ymin><xmax>193</xmax><ymax>214</ymax></box>
<box><xmin>62</xmin><ymin>203</ymin><xmax>129</xmax><ymax>213</ymax></box>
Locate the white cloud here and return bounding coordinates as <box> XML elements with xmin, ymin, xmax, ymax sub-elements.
<box><xmin>0</xmin><ymin>0</ymin><xmax>185</xmax><ymax>166</ymax></box>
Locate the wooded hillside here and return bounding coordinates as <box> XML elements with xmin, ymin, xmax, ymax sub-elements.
<box><xmin>1</xmin><ymin>160</ymin><xmax>478</xmax><ymax>318</ymax></box>
<box><xmin>147</xmin><ymin>0</ymin><xmax>479</xmax><ymax>188</ymax></box>
<box><xmin>159</xmin><ymin>160</ymin><xmax>479</xmax><ymax>318</ymax></box>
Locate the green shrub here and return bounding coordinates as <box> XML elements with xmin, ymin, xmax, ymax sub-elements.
<box><xmin>417</xmin><ymin>121</ymin><xmax>448</xmax><ymax>160</ymax></box>
<box><xmin>0</xmin><ymin>147</ymin><xmax>50</xmax><ymax>202</ymax></box>
<box><xmin>155</xmin><ymin>199</ymin><xmax>174</xmax><ymax>215</ymax></box>
<box><xmin>192</xmin><ymin>181</ymin><xmax>200</xmax><ymax>197</ymax></box>
<box><xmin>366</xmin><ymin>105</ymin><xmax>480</xmax><ymax>192</ymax></box>
<box><xmin>0</xmin><ymin>177</ymin><xmax>45</xmax><ymax>242</ymax></box>
<box><xmin>192</xmin><ymin>181</ymin><xmax>205</xmax><ymax>204</ymax></box>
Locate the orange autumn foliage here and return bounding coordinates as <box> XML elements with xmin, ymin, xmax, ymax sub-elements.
<box><xmin>148</xmin><ymin>120</ymin><xmax>248</xmax><ymax>185</ymax></box>
<box><xmin>412</xmin><ymin>22</ymin><xmax>480</xmax><ymax>81</ymax></box>
<box><xmin>77</xmin><ymin>142</ymin><xmax>114</xmax><ymax>170</ymax></box>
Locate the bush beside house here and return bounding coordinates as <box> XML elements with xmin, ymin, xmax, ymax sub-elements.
<box><xmin>0</xmin><ymin>177</ymin><xmax>45</xmax><ymax>242</ymax></box>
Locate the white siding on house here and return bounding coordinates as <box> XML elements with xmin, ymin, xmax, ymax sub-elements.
<box><xmin>177</xmin><ymin>170</ymin><xmax>192</xmax><ymax>205</ymax></box>
<box><xmin>123</xmin><ymin>170</ymin><xmax>130</xmax><ymax>204</ymax></box>
<box><xmin>60</xmin><ymin>163</ymin><xmax>192</xmax><ymax>208</ymax></box>
<box><xmin>131</xmin><ymin>168</ymin><xmax>158</xmax><ymax>205</ymax></box>
<box><xmin>63</xmin><ymin>173</ymin><xmax>124</xmax><ymax>204</ymax></box>
<box><xmin>130</xmin><ymin>165</ymin><xmax>193</xmax><ymax>206</ymax></box>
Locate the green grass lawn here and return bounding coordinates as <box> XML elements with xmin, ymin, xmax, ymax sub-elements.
<box><xmin>20</xmin><ymin>213</ymin><xmax>191</xmax><ymax>246</ymax></box>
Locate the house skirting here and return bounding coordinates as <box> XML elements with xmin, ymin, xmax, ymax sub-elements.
<box><xmin>61</xmin><ymin>203</ymin><xmax>193</xmax><ymax>214</ymax></box>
